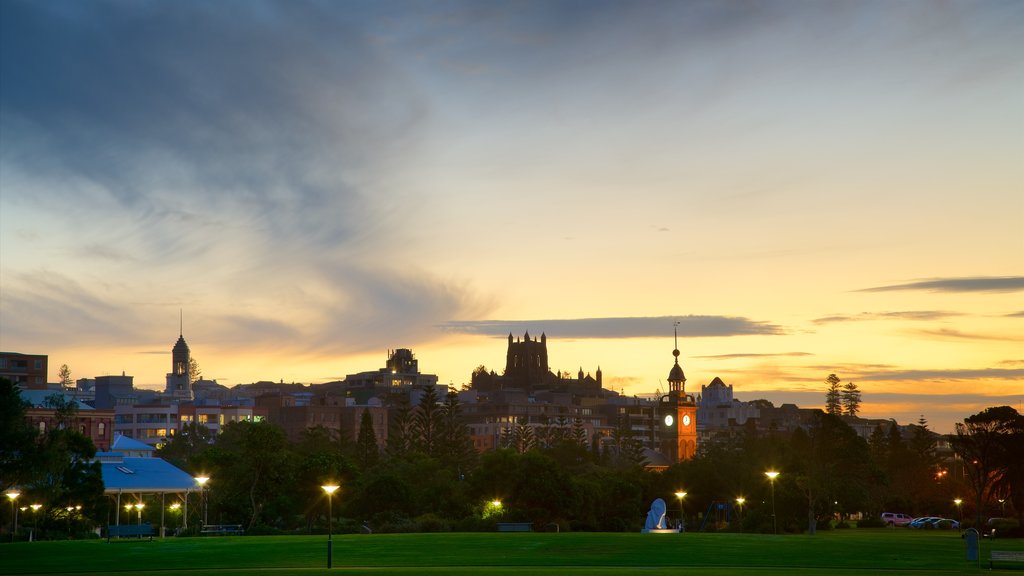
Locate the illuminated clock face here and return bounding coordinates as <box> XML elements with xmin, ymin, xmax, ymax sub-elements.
<box><xmin>664</xmin><ymin>414</ymin><xmax>674</xmax><ymax>427</ymax></box>
<box><xmin>682</xmin><ymin>415</ymin><xmax>691</xmax><ymax>427</ymax></box>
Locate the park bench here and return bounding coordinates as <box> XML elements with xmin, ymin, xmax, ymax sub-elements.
<box><xmin>990</xmin><ymin>550</ymin><xmax>1024</xmax><ymax>569</ymax></box>
<box><xmin>496</xmin><ymin>522</ymin><xmax>533</xmax><ymax>532</ymax></box>
<box><xmin>200</xmin><ymin>524</ymin><xmax>244</xmax><ymax>536</ymax></box>
<box><xmin>106</xmin><ymin>523</ymin><xmax>154</xmax><ymax>542</ymax></box>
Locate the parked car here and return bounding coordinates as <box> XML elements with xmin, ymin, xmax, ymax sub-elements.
<box><xmin>909</xmin><ymin>516</ymin><xmax>940</xmax><ymax>528</ymax></box>
<box><xmin>913</xmin><ymin>517</ymin><xmax>959</xmax><ymax>530</ymax></box>
<box><xmin>881</xmin><ymin>512</ymin><xmax>913</xmax><ymax>527</ymax></box>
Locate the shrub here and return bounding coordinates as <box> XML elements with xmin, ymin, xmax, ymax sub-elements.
<box><xmin>415</xmin><ymin>513</ymin><xmax>450</xmax><ymax>533</ymax></box>
<box><xmin>857</xmin><ymin>516</ymin><xmax>887</xmax><ymax>528</ymax></box>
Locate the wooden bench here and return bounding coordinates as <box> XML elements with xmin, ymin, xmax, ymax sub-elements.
<box><xmin>200</xmin><ymin>524</ymin><xmax>244</xmax><ymax>536</ymax></box>
<box><xmin>107</xmin><ymin>523</ymin><xmax>154</xmax><ymax>542</ymax></box>
<box><xmin>990</xmin><ymin>550</ymin><xmax>1024</xmax><ymax>569</ymax></box>
<box><xmin>496</xmin><ymin>522</ymin><xmax>533</xmax><ymax>532</ymax></box>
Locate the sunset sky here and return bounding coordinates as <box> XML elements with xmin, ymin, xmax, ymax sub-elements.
<box><xmin>1</xmin><ymin>1</ymin><xmax>1021</xmax><ymax>433</ymax></box>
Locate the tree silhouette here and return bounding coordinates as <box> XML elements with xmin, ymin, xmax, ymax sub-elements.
<box><xmin>824</xmin><ymin>374</ymin><xmax>842</xmax><ymax>415</ymax></box>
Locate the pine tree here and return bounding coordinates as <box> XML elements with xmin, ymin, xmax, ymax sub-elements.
<box><xmin>841</xmin><ymin>381</ymin><xmax>862</xmax><ymax>416</ymax></box>
<box><xmin>572</xmin><ymin>417</ymin><xmax>587</xmax><ymax>447</ymax></box>
<box><xmin>58</xmin><ymin>364</ymin><xmax>73</xmax><ymax>389</ymax></box>
<box><xmin>355</xmin><ymin>409</ymin><xmax>379</xmax><ymax>469</ymax></box>
<box><xmin>440</xmin><ymin>390</ymin><xmax>475</xmax><ymax>471</ymax></box>
<box><xmin>824</xmin><ymin>374</ymin><xmax>842</xmax><ymax>415</ymax></box>
<box><xmin>386</xmin><ymin>396</ymin><xmax>414</xmax><ymax>459</ymax></box>
<box><xmin>412</xmin><ymin>385</ymin><xmax>442</xmax><ymax>456</ymax></box>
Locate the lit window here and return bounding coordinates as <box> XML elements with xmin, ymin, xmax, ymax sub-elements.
<box><xmin>38</xmin><ymin>421</ymin><xmax>46</xmax><ymax>433</ymax></box>
<box><xmin>98</xmin><ymin>422</ymin><xmax>106</xmax><ymax>436</ymax></box>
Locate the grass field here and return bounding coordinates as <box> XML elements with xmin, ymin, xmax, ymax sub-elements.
<box><xmin>2</xmin><ymin>529</ymin><xmax>1021</xmax><ymax>575</ymax></box>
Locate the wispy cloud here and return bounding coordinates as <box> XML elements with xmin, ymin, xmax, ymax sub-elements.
<box><xmin>908</xmin><ymin>328</ymin><xmax>1022</xmax><ymax>342</ymax></box>
<box><xmin>695</xmin><ymin>352</ymin><xmax>813</xmax><ymax>359</ymax></box>
<box><xmin>856</xmin><ymin>368</ymin><xmax>1024</xmax><ymax>381</ymax></box>
<box><xmin>813</xmin><ymin>311</ymin><xmax>960</xmax><ymax>324</ymax></box>
<box><xmin>857</xmin><ymin>277</ymin><xmax>1024</xmax><ymax>293</ymax></box>
<box><xmin>438</xmin><ymin>315</ymin><xmax>784</xmax><ymax>339</ymax></box>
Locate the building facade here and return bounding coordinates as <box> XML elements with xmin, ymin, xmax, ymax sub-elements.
<box><xmin>0</xmin><ymin>352</ymin><xmax>48</xmax><ymax>389</ymax></box>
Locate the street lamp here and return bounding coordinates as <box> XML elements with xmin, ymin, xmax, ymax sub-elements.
<box><xmin>674</xmin><ymin>491</ymin><xmax>687</xmax><ymax>531</ymax></box>
<box><xmin>135</xmin><ymin>503</ymin><xmax>145</xmax><ymax>525</ymax></box>
<box><xmin>735</xmin><ymin>497</ymin><xmax>746</xmax><ymax>526</ymax></box>
<box><xmin>6</xmin><ymin>490</ymin><xmax>20</xmax><ymax>543</ymax></box>
<box><xmin>195</xmin><ymin>476</ymin><xmax>210</xmax><ymax>527</ymax></box>
<box><xmin>30</xmin><ymin>504</ymin><xmax>41</xmax><ymax>541</ymax></box>
<box><xmin>322</xmin><ymin>484</ymin><xmax>340</xmax><ymax>569</ymax></box>
<box><xmin>765</xmin><ymin>471</ymin><xmax>780</xmax><ymax>535</ymax></box>
<box><xmin>954</xmin><ymin>498</ymin><xmax>963</xmax><ymax>532</ymax></box>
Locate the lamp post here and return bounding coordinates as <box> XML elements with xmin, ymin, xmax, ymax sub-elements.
<box><xmin>674</xmin><ymin>491</ymin><xmax>687</xmax><ymax>531</ymax></box>
<box><xmin>735</xmin><ymin>497</ymin><xmax>745</xmax><ymax>527</ymax></box>
<box><xmin>954</xmin><ymin>498</ymin><xmax>963</xmax><ymax>532</ymax></box>
<box><xmin>30</xmin><ymin>504</ymin><xmax>41</xmax><ymax>541</ymax></box>
<box><xmin>195</xmin><ymin>476</ymin><xmax>209</xmax><ymax>527</ymax></box>
<box><xmin>6</xmin><ymin>490</ymin><xmax>20</xmax><ymax>543</ymax></box>
<box><xmin>322</xmin><ymin>484</ymin><xmax>340</xmax><ymax>569</ymax></box>
<box><xmin>135</xmin><ymin>503</ymin><xmax>145</xmax><ymax>526</ymax></box>
<box><xmin>765</xmin><ymin>471</ymin><xmax>780</xmax><ymax>535</ymax></box>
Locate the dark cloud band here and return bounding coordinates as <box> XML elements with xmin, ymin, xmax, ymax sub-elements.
<box><xmin>438</xmin><ymin>315</ymin><xmax>783</xmax><ymax>339</ymax></box>
<box><xmin>858</xmin><ymin>277</ymin><xmax>1024</xmax><ymax>293</ymax></box>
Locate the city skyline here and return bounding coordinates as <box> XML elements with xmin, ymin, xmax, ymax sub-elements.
<box><xmin>1</xmin><ymin>1</ymin><xmax>1021</xmax><ymax>434</ymax></box>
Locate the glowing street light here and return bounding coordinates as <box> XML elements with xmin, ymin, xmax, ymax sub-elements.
<box><xmin>6</xmin><ymin>490</ymin><xmax>20</xmax><ymax>543</ymax></box>
<box><xmin>954</xmin><ymin>498</ymin><xmax>963</xmax><ymax>532</ymax></box>
<box><xmin>30</xmin><ymin>504</ymin><xmax>41</xmax><ymax>541</ymax></box>
<box><xmin>674</xmin><ymin>491</ymin><xmax>687</xmax><ymax>531</ymax></box>
<box><xmin>195</xmin><ymin>476</ymin><xmax>210</xmax><ymax>527</ymax></box>
<box><xmin>735</xmin><ymin>497</ymin><xmax>746</xmax><ymax>525</ymax></box>
<box><xmin>134</xmin><ymin>502</ymin><xmax>145</xmax><ymax>525</ymax></box>
<box><xmin>765</xmin><ymin>471</ymin><xmax>780</xmax><ymax>535</ymax></box>
<box><xmin>322</xmin><ymin>484</ymin><xmax>340</xmax><ymax>569</ymax></box>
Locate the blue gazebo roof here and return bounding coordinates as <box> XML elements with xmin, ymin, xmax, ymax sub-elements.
<box><xmin>101</xmin><ymin>456</ymin><xmax>198</xmax><ymax>494</ymax></box>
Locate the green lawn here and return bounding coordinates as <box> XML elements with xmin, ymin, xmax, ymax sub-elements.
<box><xmin>2</xmin><ymin>529</ymin><xmax>1021</xmax><ymax>575</ymax></box>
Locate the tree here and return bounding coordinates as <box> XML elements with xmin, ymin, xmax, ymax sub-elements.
<box><xmin>950</xmin><ymin>406</ymin><xmax>1024</xmax><ymax>528</ymax></box>
<box><xmin>189</xmin><ymin>357</ymin><xmax>202</xmax><ymax>384</ymax></box>
<box><xmin>824</xmin><ymin>374</ymin><xmax>842</xmax><ymax>415</ymax></box>
<box><xmin>58</xmin><ymin>364</ymin><xmax>73</xmax><ymax>389</ymax></box>
<box><xmin>841</xmin><ymin>382</ymin><xmax>862</xmax><ymax>416</ymax></box>
<box><xmin>0</xmin><ymin>378</ymin><xmax>39</xmax><ymax>491</ymax></box>
<box><xmin>207</xmin><ymin>420</ymin><xmax>293</xmax><ymax>529</ymax></box>
<box><xmin>355</xmin><ymin>409</ymin><xmax>380</xmax><ymax>470</ymax></box>
<box><xmin>386</xmin><ymin>396</ymin><xmax>414</xmax><ymax>459</ymax></box>
<box><xmin>157</xmin><ymin>422</ymin><xmax>214</xmax><ymax>470</ymax></box>
<box><xmin>439</xmin><ymin>390</ymin><xmax>475</xmax><ymax>473</ymax></box>
<box><xmin>412</xmin><ymin>385</ymin><xmax>442</xmax><ymax>457</ymax></box>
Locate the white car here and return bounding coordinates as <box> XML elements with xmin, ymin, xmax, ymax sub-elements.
<box><xmin>881</xmin><ymin>512</ymin><xmax>913</xmax><ymax>527</ymax></box>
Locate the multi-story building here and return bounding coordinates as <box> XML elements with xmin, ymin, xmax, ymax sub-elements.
<box><xmin>113</xmin><ymin>403</ymin><xmax>179</xmax><ymax>446</ymax></box>
<box><xmin>19</xmin><ymin>388</ymin><xmax>115</xmax><ymax>451</ymax></box>
<box><xmin>0</xmin><ymin>352</ymin><xmax>48</xmax><ymax>389</ymax></box>
<box><xmin>178</xmin><ymin>401</ymin><xmax>268</xmax><ymax>435</ymax></box>
<box><xmin>256</xmin><ymin>392</ymin><xmax>388</xmax><ymax>445</ymax></box>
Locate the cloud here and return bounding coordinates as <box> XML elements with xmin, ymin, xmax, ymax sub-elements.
<box><xmin>1006</xmin><ymin>311</ymin><xmax>1024</xmax><ymax>318</ymax></box>
<box><xmin>908</xmin><ymin>328</ymin><xmax>1022</xmax><ymax>342</ymax></box>
<box><xmin>813</xmin><ymin>311</ymin><xmax>960</xmax><ymax>324</ymax></box>
<box><xmin>857</xmin><ymin>277</ymin><xmax>1024</xmax><ymax>293</ymax></box>
<box><xmin>438</xmin><ymin>315</ymin><xmax>784</xmax><ymax>339</ymax></box>
<box><xmin>695</xmin><ymin>352</ymin><xmax>813</xmax><ymax>360</ymax></box>
<box><xmin>855</xmin><ymin>368</ymin><xmax>1024</xmax><ymax>381</ymax></box>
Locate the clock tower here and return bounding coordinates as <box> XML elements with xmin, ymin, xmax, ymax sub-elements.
<box><xmin>662</xmin><ymin>324</ymin><xmax>697</xmax><ymax>461</ymax></box>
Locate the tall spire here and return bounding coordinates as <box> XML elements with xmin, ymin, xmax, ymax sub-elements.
<box><xmin>179</xmin><ymin>308</ymin><xmax>183</xmax><ymax>337</ymax></box>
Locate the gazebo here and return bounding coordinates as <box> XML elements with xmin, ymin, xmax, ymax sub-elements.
<box><xmin>100</xmin><ymin>434</ymin><xmax>200</xmax><ymax>537</ymax></box>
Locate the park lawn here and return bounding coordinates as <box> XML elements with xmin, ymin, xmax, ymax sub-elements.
<box><xmin>2</xmin><ymin>529</ymin><xmax>1020</xmax><ymax>575</ymax></box>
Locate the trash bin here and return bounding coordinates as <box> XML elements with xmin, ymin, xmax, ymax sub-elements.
<box><xmin>964</xmin><ymin>528</ymin><xmax>979</xmax><ymax>562</ymax></box>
